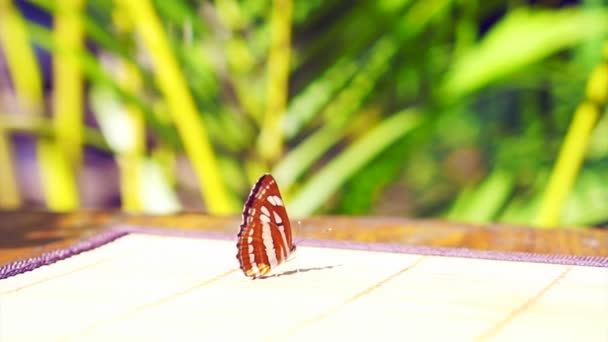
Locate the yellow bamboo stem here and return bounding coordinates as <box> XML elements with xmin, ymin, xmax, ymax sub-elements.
<box><xmin>0</xmin><ymin>126</ymin><xmax>20</xmax><ymax>208</ymax></box>
<box><xmin>37</xmin><ymin>138</ymin><xmax>80</xmax><ymax>209</ymax></box>
<box><xmin>0</xmin><ymin>0</ymin><xmax>22</xmax><ymax>207</ymax></box>
<box><xmin>117</xmin><ymin>154</ymin><xmax>143</xmax><ymax>211</ymax></box>
<box><xmin>117</xmin><ymin>0</ymin><xmax>235</xmax><ymax>214</ymax></box>
<box><xmin>118</xmin><ymin>61</ymin><xmax>146</xmax><ymax>212</ymax></box>
<box><xmin>258</xmin><ymin>0</ymin><xmax>293</xmax><ymax>163</ymax></box>
<box><xmin>0</xmin><ymin>0</ymin><xmax>79</xmax><ymax>210</ymax></box>
<box><xmin>0</xmin><ymin>0</ymin><xmax>42</xmax><ymax>114</ymax></box>
<box><xmin>53</xmin><ymin>0</ymin><xmax>85</xmax><ymax>169</ymax></box>
<box><xmin>109</xmin><ymin>2</ymin><xmax>146</xmax><ymax>212</ymax></box>
<box><xmin>536</xmin><ymin>51</ymin><xmax>608</xmax><ymax>228</ymax></box>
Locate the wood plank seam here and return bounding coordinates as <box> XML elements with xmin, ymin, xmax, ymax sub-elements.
<box><xmin>475</xmin><ymin>265</ymin><xmax>573</xmax><ymax>341</ymax></box>
<box><xmin>277</xmin><ymin>256</ymin><xmax>427</xmax><ymax>339</ymax></box>
<box><xmin>67</xmin><ymin>268</ymin><xmax>239</xmax><ymax>339</ymax></box>
<box><xmin>1</xmin><ymin>249</ymin><xmax>137</xmax><ymax>295</ymax></box>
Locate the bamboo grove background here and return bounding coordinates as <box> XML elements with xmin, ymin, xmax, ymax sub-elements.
<box><xmin>0</xmin><ymin>0</ymin><xmax>607</xmax><ymax>228</ymax></box>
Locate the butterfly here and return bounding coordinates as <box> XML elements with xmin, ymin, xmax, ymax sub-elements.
<box><xmin>236</xmin><ymin>174</ymin><xmax>296</xmax><ymax>278</ymax></box>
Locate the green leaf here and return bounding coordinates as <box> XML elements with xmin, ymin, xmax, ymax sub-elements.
<box><xmin>441</xmin><ymin>8</ymin><xmax>608</xmax><ymax>101</ymax></box>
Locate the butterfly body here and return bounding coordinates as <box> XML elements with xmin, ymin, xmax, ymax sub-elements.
<box><xmin>236</xmin><ymin>174</ymin><xmax>295</xmax><ymax>278</ymax></box>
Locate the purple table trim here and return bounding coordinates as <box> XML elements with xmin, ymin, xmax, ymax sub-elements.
<box><xmin>2</xmin><ymin>225</ymin><xmax>607</xmax><ymax>280</ymax></box>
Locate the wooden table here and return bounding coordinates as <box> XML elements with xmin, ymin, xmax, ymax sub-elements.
<box><xmin>2</xmin><ymin>210</ymin><xmax>608</xmax><ymax>341</ymax></box>
<box><xmin>1</xmin><ymin>210</ymin><xmax>607</xmax><ymax>267</ymax></box>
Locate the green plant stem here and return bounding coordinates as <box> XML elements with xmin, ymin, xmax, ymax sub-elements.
<box><xmin>283</xmin><ymin>0</ymin><xmax>451</xmax><ymax>139</ymax></box>
<box><xmin>276</xmin><ymin>0</ymin><xmax>452</xmax><ymax>194</ymax></box>
<box><xmin>447</xmin><ymin>168</ymin><xmax>514</xmax><ymax>223</ymax></box>
<box><xmin>1</xmin><ymin>112</ymin><xmax>109</xmax><ymax>149</ymax></box>
<box><xmin>117</xmin><ymin>0</ymin><xmax>236</xmax><ymax>214</ymax></box>
<box><xmin>272</xmin><ymin>123</ymin><xmax>341</xmax><ymax>191</ymax></box>
<box><xmin>289</xmin><ymin>108</ymin><xmax>421</xmax><ymax>217</ymax></box>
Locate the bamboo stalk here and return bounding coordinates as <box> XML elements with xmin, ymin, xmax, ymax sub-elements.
<box><xmin>117</xmin><ymin>0</ymin><xmax>236</xmax><ymax>214</ymax></box>
<box><xmin>109</xmin><ymin>3</ymin><xmax>146</xmax><ymax>212</ymax></box>
<box><xmin>257</xmin><ymin>0</ymin><xmax>293</xmax><ymax>164</ymax></box>
<box><xmin>115</xmin><ymin>60</ymin><xmax>146</xmax><ymax>212</ymax></box>
<box><xmin>536</xmin><ymin>47</ymin><xmax>608</xmax><ymax>227</ymax></box>
<box><xmin>0</xmin><ymin>0</ymin><xmax>79</xmax><ymax>210</ymax></box>
<box><xmin>53</xmin><ymin>0</ymin><xmax>85</xmax><ymax>168</ymax></box>
<box><xmin>37</xmin><ymin>138</ymin><xmax>80</xmax><ymax>209</ymax></box>
<box><xmin>0</xmin><ymin>1</ymin><xmax>21</xmax><ymax>207</ymax></box>
<box><xmin>0</xmin><ymin>126</ymin><xmax>20</xmax><ymax>208</ymax></box>
<box><xmin>0</xmin><ymin>0</ymin><xmax>42</xmax><ymax>113</ymax></box>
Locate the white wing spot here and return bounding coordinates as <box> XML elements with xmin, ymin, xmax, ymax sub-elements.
<box><xmin>262</xmin><ymin>222</ymin><xmax>278</xmax><ymax>266</ymax></box>
<box><xmin>255</xmin><ymin>189</ymin><xmax>263</xmax><ymax>199</ymax></box>
<box><xmin>261</xmin><ymin>206</ymin><xmax>270</xmax><ymax>216</ymax></box>
<box><xmin>267</xmin><ymin>196</ymin><xmax>277</xmax><ymax>206</ymax></box>
<box><xmin>273</xmin><ymin>211</ymin><xmax>283</xmax><ymax>224</ymax></box>
<box><xmin>260</xmin><ymin>214</ymin><xmax>270</xmax><ymax>223</ymax></box>
<box><xmin>270</xmin><ymin>195</ymin><xmax>283</xmax><ymax>207</ymax></box>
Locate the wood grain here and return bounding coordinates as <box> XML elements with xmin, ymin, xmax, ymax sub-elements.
<box><xmin>2</xmin><ymin>235</ymin><xmax>606</xmax><ymax>341</ymax></box>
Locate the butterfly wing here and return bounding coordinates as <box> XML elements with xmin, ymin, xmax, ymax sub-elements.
<box><xmin>236</xmin><ymin>174</ymin><xmax>294</xmax><ymax>278</ymax></box>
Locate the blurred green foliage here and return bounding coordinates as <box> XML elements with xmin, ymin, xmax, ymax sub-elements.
<box><xmin>0</xmin><ymin>0</ymin><xmax>607</xmax><ymax>228</ymax></box>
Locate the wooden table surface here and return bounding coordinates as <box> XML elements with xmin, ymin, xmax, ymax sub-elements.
<box><xmin>1</xmin><ymin>210</ymin><xmax>607</xmax><ymax>267</ymax></box>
